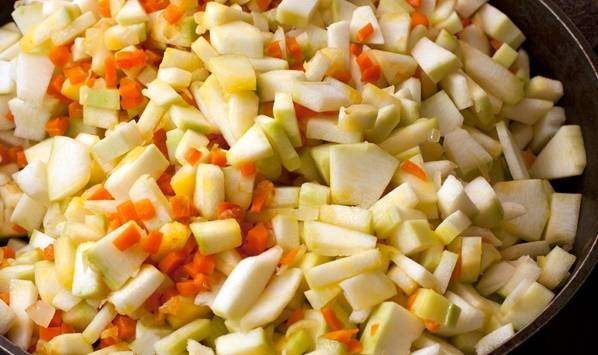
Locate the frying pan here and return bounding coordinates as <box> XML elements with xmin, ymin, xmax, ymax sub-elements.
<box><xmin>1</xmin><ymin>0</ymin><xmax>597</xmax><ymax>354</ymax></box>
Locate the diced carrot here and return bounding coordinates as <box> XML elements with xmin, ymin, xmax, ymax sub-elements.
<box><xmin>68</xmin><ymin>101</ymin><xmax>82</xmax><ymax>119</ymax></box>
<box><xmin>346</xmin><ymin>339</ymin><xmax>363</xmax><ymax>354</ymax></box>
<box><xmin>121</xmin><ymin>96</ymin><xmax>143</xmax><ymax>111</ymax></box>
<box><xmin>293</xmin><ymin>103</ymin><xmax>318</xmax><ymax>121</ymax></box>
<box><xmin>324</xmin><ymin>328</ymin><xmax>359</xmax><ymax>343</ymax></box>
<box><xmin>265</xmin><ymin>41</ymin><xmax>283</xmax><ymax>59</ymax></box>
<box><xmin>117</xmin><ymin>200</ymin><xmax>139</xmax><ymax>222</ymax></box>
<box><xmin>451</xmin><ymin>255</ymin><xmax>462</xmax><ymax>281</ymax></box>
<box><xmin>86</xmin><ymin>73</ymin><xmax>97</xmax><ymax>87</ymax></box>
<box><xmin>193</xmin><ymin>273</ymin><xmax>211</xmax><ymax>291</ymax></box>
<box><xmin>279</xmin><ymin>246</ymin><xmax>302</xmax><ymax>266</ymax></box>
<box><xmin>157</xmin><ymin>170</ymin><xmax>175</xmax><ymax>196</ymax></box>
<box><xmin>61</xmin><ymin>323</ymin><xmax>74</xmax><ymax>333</ymax></box>
<box><xmin>193</xmin><ymin>253</ymin><xmax>215</xmax><ymax>274</ymax></box>
<box><xmin>407</xmin><ymin>293</ymin><xmax>418</xmax><ymax>310</ymax></box>
<box><xmin>80</xmin><ymin>61</ymin><xmax>92</xmax><ymax>72</ymax></box>
<box><xmin>0</xmin><ymin>292</ymin><xmax>9</xmax><ymax>305</ymax></box>
<box><xmin>321</xmin><ymin>307</ymin><xmax>343</xmax><ymax>331</ymax></box>
<box><xmin>144</xmin><ymin>291</ymin><xmax>162</xmax><ymax>312</ymax></box>
<box><xmin>361</xmin><ymin>64</ymin><xmax>381</xmax><ymax>83</ymax></box>
<box><xmin>170</xmin><ymin>195</ymin><xmax>192</xmax><ymax>220</ymax></box>
<box><xmin>332</xmin><ymin>70</ymin><xmax>352</xmax><ymax>83</ymax></box>
<box><xmin>159</xmin><ymin>250</ymin><xmax>187</xmax><ymax>274</ymax></box>
<box><xmin>176</xmin><ymin>280</ymin><xmax>199</xmax><ymax>296</ymax></box>
<box><xmin>414</xmin><ymin>67</ymin><xmax>422</xmax><ymax>79</ymax></box>
<box><xmin>216</xmin><ymin>202</ymin><xmax>244</xmax><ymax>222</ymax></box>
<box><xmin>350</xmin><ymin>43</ymin><xmax>363</xmax><ymax>56</ymax></box>
<box><xmin>286</xmin><ymin>37</ymin><xmax>303</xmax><ymax>62</ymax></box>
<box><xmin>39</xmin><ymin>326</ymin><xmax>62</xmax><ymax>341</ymax></box>
<box><xmin>250</xmin><ymin>180</ymin><xmax>274</xmax><ymax>213</ymax></box>
<box><xmin>143</xmin><ymin>231</ymin><xmax>163</xmax><ymax>254</ymax></box>
<box><xmin>240</xmin><ymin>162</ymin><xmax>256</xmax><ymax>177</ymax></box>
<box><xmin>114</xmin><ymin>315</ymin><xmax>136</xmax><ymax>341</ymax></box>
<box><xmin>43</xmin><ymin>245</ymin><xmax>55</xmax><ymax>262</ymax></box>
<box><xmin>260</xmin><ymin>102</ymin><xmax>274</xmax><ymax>117</ymax></box>
<box><xmin>287</xmin><ymin>309</ymin><xmax>304</xmax><ymax>327</ymax></box>
<box><xmin>98</xmin><ymin>0</ymin><xmax>110</xmax><ymax>17</ymax></box>
<box><xmin>182</xmin><ymin>236</ymin><xmax>198</xmax><ymax>256</ymax></box>
<box><xmin>104</xmin><ymin>55</ymin><xmax>117</xmax><ymax>88</ymax></box>
<box><xmin>115</xmin><ymin>49</ymin><xmax>146</xmax><ymax>69</ymax></box>
<box><xmin>16</xmin><ymin>150</ymin><xmax>27</xmax><ymax>169</ymax></box>
<box><xmin>135</xmin><ymin>199</ymin><xmax>156</xmax><ymax>220</ymax></box>
<box><xmin>242</xmin><ymin>222</ymin><xmax>269</xmax><ymax>256</ymax></box>
<box><xmin>401</xmin><ymin>160</ymin><xmax>428</xmax><ymax>180</ymax></box>
<box><xmin>12</xmin><ymin>224</ymin><xmax>27</xmax><ymax>234</ymax></box>
<box><xmin>45</xmin><ymin>117</ymin><xmax>70</xmax><ymax>137</ymax></box>
<box><xmin>88</xmin><ymin>186</ymin><xmax>114</xmax><ymax>201</ymax></box>
<box><xmin>209</xmin><ymin>149</ymin><xmax>227</xmax><ymax>167</ymax></box>
<box><xmin>1</xmin><ymin>246</ymin><xmax>15</xmax><ymax>259</ymax></box>
<box><xmin>0</xmin><ymin>144</ymin><xmax>7</xmax><ymax>164</ymax></box>
<box><xmin>4</xmin><ymin>111</ymin><xmax>14</xmax><ymax>122</ymax></box>
<box><xmin>522</xmin><ymin>150</ymin><xmax>536</xmax><ymax>168</ymax></box>
<box><xmin>47</xmin><ymin>74</ymin><xmax>65</xmax><ymax>97</ymax></box>
<box><xmin>257</xmin><ymin>0</ymin><xmax>272</xmax><ymax>11</ymax></box>
<box><xmin>145</xmin><ymin>49</ymin><xmax>162</xmax><ymax>65</ymax></box>
<box><xmin>6</xmin><ymin>146</ymin><xmax>20</xmax><ymax>163</ymax></box>
<box><xmin>47</xmin><ymin>75</ymin><xmax>65</xmax><ymax>97</ymax></box>
<box><xmin>370</xmin><ymin>323</ymin><xmax>380</xmax><ymax>336</ymax></box>
<box><xmin>490</xmin><ymin>39</ymin><xmax>503</xmax><ymax>50</ymax></box>
<box><xmin>356</xmin><ymin>23</ymin><xmax>374</xmax><ymax>42</ymax></box>
<box><xmin>49</xmin><ymin>45</ymin><xmax>71</xmax><ymax>68</ymax></box>
<box><xmin>356</xmin><ymin>52</ymin><xmax>374</xmax><ymax>71</ymax></box>
<box><xmin>182</xmin><ymin>262</ymin><xmax>198</xmax><ymax>277</ymax></box>
<box><xmin>112</xmin><ymin>224</ymin><xmax>141</xmax><ymax>251</ymax></box>
<box><xmin>140</xmin><ymin>0</ymin><xmax>169</xmax><ymax>13</ymax></box>
<box><xmin>424</xmin><ymin>320</ymin><xmax>441</xmax><ymax>332</ymax></box>
<box><xmin>407</xmin><ymin>0</ymin><xmax>421</xmax><ymax>7</ymax></box>
<box><xmin>48</xmin><ymin>309</ymin><xmax>62</xmax><ymax>327</ymax></box>
<box><xmin>163</xmin><ymin>4</ymin><xmax>184</xmax><ymax>24</ymax></box>
<box><xmin>119</xmin><ymin>78</ymin><xmax>142</xmax><ymax>100</ymax></box>
<box><xmin>185</xmin><ymin>147</ymin><xmax>203</xmax><ymax>165</ymax></box>
<box><xmin>411</xmin><ymin>12</ymin><xmax>429</xmax><ymax>28</ymax></box>
<box><xmin>61</xmin><ymin>322</ymin><xmax>74</xmax><ymax>333</ymax></box>
<box><xmin>107</xmin><ymin>213</ymin><xmax>122</xmax><ymax>230</ymax></box>
<box><xmin>153</xmin><ymin>128</ymin><xmax>169</xmax><ymax>158</ymax></box>
<box><xmin>64</xmin><ymin>65</ymin><xmax>87</xmax><ymax>85</ymax></box>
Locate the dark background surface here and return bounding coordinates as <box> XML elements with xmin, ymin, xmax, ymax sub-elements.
<box><xmin>511</xmin><ymin>1</ymin><xmax>598</xmax><ymax>354</ymax></box>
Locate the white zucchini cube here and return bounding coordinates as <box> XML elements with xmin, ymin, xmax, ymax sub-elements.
<box><xmin>109</xmin><ymin>264</ymin><xmax>164</xmax><ymax>315</ymax></box>
<box><xmin>529</xmin><ymin>125</ymin><xmax>586</xmax><ymax>179</ymax></box>
<box><xmin>411</xmin><ymin>37</ymin><xmax>460</xmax><ymax>83</ymax></box>
<box><xmin>276</xmin><ymin>0</ymin><xmax>319</xmax><ymax>27</ymax></box>
<box><xmin>330</xmin><ymin>142</ymin><xmax>399</xmax><ymax>208</ymax></box>
<box><xmin>212</xmin><ymin>247</ymin><xmax>282</xmax><ymax>319</ymax></box>
<box><xmin>210</xmin><ymin>21</ymin><xmax>263</xmax><ymax>58</ymax></box>
<box><xmin>544</xmin><ymin>193</ymin><xmax>582</xmax><ymax>247</ymax></box>
<box><xmin>340</xmin><ymin>271</ymin><xmax>397</xmax><ymax>311</ymax></box>
<box><xmin>210</xmin><ymin>55</ymin><xmax>256</xmax><ymax>93</ymax></box>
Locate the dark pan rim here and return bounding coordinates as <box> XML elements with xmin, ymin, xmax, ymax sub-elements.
<box><xmin>1</xmin><ymin>1</ymin><xmax>598</xmax><ymax>354</ymax></box>
<box><xmin>491</xmin><ymin>0</ymin><xmax>598</xmax><ymax>353</ymax></box>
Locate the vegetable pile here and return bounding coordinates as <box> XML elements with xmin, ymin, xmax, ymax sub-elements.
<box><xmin>0</xmin><ymin>0</ymin><xmax>588</xmax><ymax>354</ymax></box>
